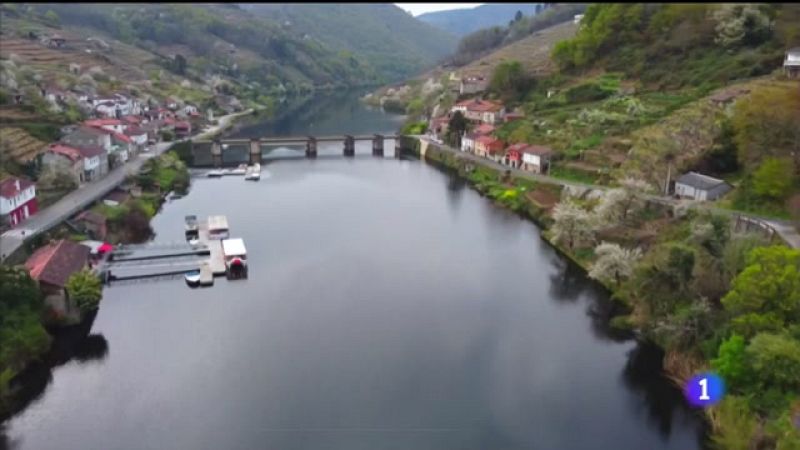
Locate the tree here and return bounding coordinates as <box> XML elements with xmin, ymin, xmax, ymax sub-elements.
<box><xmin>0</xmin><ymin>266</ymin><xmax>51</xmax><ymax>385</ymax></box>
<box><xmin>551</xmin><ymin>200</ymin><xmax>595</xmax><ymax>250</ymax></box>
<box><xmin>666</xmin><ymin>243</ymin><xmax>696</xmax><ymax>292</ymax></box>
<box><xmin>713</xmin><ymin>4</ymin><xmax>773</xmax><ymax>48</ymax></box>
<box><xmin>746</xmin><ymin>333</ymin><xmax>800</xmax><ymax>391</ymax></box>
<box><xmin>446</xmin><ymin>111</ymin><xmax>467</xmax><ymax>148</ymax></box>
<box><xmin>515</xmin><ymin>10</ymin><xmax>523</xmax><ymax>22</ymax></box>
<box><xmin>172</xmin><ymin>54</ymin><xmax>187</xmax><ymax>76</ymax></box>
<box><xmin>722</xmin><ymin>246</ymin><xmax>800</xmax><ymax>337</ymax></box>
<box><xmin>588</xmin><ymin>242</ymin><xmax>642</xmax><ymax>286</ymax></box>
<box><xmin>66</xmin><ymin>268</ymin><xmax>102</xmax><ymax>313</ymax></box>
<box><xmin>732</xmin><ymin>85</ymin><xmax>800</xmax><ymax>173</ymax></box>
<box><xmin>489</xmin><ymin>60</ymin><xmax>530</xmax><ymax>100</ymax></box>
<box><xmin>752</xmin><ymin>158</ymin><xmax>794</xmax><ymax>201</ymax></box>
<box><xmin>595</xmin><ymin>177</ymin><xmax>650</xmax><ymax>225</ymax></box>
<box><xmin>43</xmin><ymin>9</ymin><xmax>60</xmax><ymax>26</ymax></box>
<box><xmin>691</xmin><ymin>213</ymin><xmax>730</xmax><ymax>258</ymax></box>
<box><xmin>710</xmin><ymin>396</ymin><xmax>758</xmax><ymax>450</ymax></box>
<box><xmin>712</xmin><ymin>334</ymin><xmax>753</xmax><ymax>388</ymax></box>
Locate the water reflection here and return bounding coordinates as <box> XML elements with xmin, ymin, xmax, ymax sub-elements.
<box><xmin>623</xmin><ymin>341</ymin><xmax>709</xmax><ymax>446</ymax></box>
<box><xmin>2</xmin><ymin>312</ymin><xmax>108</xmax><ymax>425</ymax></box>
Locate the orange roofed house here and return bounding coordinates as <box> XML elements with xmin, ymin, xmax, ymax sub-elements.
<box><xmin>25</xmin><ymin>239</ymin><xmax>90</xmax><ymax>323</ymax></box>
<box><xmin>474</xmin><ymin>136</ymin><xmax>505</xmax><ymax>160</ymax></box>
<box><xmin>451</xmin><ymin>99</ymin><xmax>506</xmax><ymax>125</ymax></box>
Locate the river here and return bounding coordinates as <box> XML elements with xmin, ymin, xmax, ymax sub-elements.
<box><xmin>1</xmin><ymin>90</ymin><xmax>707</xmax><ymax>450</ymax></box>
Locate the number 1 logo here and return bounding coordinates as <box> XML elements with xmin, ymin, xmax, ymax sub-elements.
<box><xmin>685</xmin><ymin>373</ymin><xmax>724</xmax><ymax>407</ymax></box>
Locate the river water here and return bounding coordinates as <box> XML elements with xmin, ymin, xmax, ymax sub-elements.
<box><xmin>2</xmin><ymin>90</ymin><xmax>707</xmax><ymax>450</ymax></box>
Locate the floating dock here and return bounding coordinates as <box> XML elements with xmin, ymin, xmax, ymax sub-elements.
<box><xmin>101</xmin><ymin>214</ymin><xmax>245</xmax><ymax>286</ymax></box>
<box><xmin>199</xmin><ymin>262</ymin><xmax>214</xmax><ymax>286</ymax></box>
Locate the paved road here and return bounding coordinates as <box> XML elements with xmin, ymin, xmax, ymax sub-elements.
<box><xmin>0</xmin><ymin>111</ymin><xmax>251</xmax><ymax>262</ymax></box>
<box><xmin>417</xmin><ymin>136</ymin><xmax>800</xmax><ymax>249</ymax></box>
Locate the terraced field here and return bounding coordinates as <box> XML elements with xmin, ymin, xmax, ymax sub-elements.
<box><xmin>458</xmin><ymin>21</ymin><xmax>579</xmax><ymax>79</ymax></box>
<box><xmin>0</xmin><ymin>127</ymin><xmax>48</xmax><ymax>163</ymax></box>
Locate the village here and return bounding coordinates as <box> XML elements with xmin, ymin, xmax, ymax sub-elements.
<box><xmin>424</xmin><ymin>74</ymin><xmax>744</xmax><ymax>203</ymax></box>
<box><xmin>1</xmin><ymin>65</ymin><xmax>249</xmax><ymax>328</ymax></box>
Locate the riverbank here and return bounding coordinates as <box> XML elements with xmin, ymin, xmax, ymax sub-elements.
<box><xmin>403</xmin><ymin>137</ymin><xmax>800</xmax><ymax>448</ymax></box>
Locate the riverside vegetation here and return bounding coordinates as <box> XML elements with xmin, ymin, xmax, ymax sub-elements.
<box><xmin>0</xmin><ymin>150</ymin><xmax>189</xmax><ymax>417</ymax></box>
<box><xmin>406</xmin><ymin>3</ymin><xmax>800</xmax><ymax>448</ymax></box>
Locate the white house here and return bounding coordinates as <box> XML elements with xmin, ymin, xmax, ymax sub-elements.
<box><xmin>521</xmin><ymin>145</ymin><xmax>553</xmax><ymax>174</ymax></box>
<box><xmin>674</xmin><ymin>172</ymin><xmax>732</xmax><ymax>201</ymax></box>
<box><xmin>0</xmin><ymin>177</ymin><xmax>38</xmax><ymax>228</ymax></box>
<box><xmin>76</xmin><ymin>145</ymin><xmax>107</xmax><ymax>181</ymax></box>
<box><xmin>785</xmin><ymin>47</ymin><xmax>800</xmax><ymax>79</ymax></box>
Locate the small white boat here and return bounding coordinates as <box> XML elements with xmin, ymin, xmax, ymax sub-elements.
<box><xmin>207</xmin><ymin>169</ymin><xmax>224</xmax><ymax>177</ymax></box>
<box><xmin>229</xmin><ymin>164</ymin><xmax>247</xmax><ymax>175</ymax></box>
<box><xmin>184</xmin><ymin>270</ymin><xmax>201</xmax><ymax>286</ymax></box>
<box><xmin>245</xmin><ymin>163</ymin><xmax>261</xmax><ymax>181</ymax></box>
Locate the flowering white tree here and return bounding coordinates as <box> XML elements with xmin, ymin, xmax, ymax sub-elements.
<box><xmin>713</xmin><ymin>4</ymin><xmax>772</xmax><ymax>48</ymax></box>
<box><xmin>595</xmin><ymin>177</ymin><xmax>652</xmax><ymax>226</ymax></box>
<box><xmin>589</xmin><ymin>242</ymin><xmax>643</xmax><ymax>286</ymax></box>
<box><xmin>552</xmin><ymin>200</ymin><xmax>595</xmax><ymax>250</ymax></box>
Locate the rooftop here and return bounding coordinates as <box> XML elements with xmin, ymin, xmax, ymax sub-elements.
<box><xmin>25</xmin><ymin>240</ymin><xmax>89</xmax><ymax>288</ymax></box>
<box><xmin>48</xmin><ymin>143</ymin><xmax>83</xmax><ymax>162</ymax></box>
<box><xmin>676</xmin><ymin>171</ymin><xmax>729</xmax><ymax>190</ymax></box>
<box><xmin>0</xmin><ymin>176</ymin><xmax>35</xmax><ymax>199</ymax></box>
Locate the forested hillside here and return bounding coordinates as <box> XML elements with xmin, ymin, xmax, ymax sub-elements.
<box><xmin>22</xmin><ymin>3</ymin><xmax>381</xmax><ymax>90</ymax></box>
<box><xmin>239</xmin><ymin>3</ymin><xmax>458</xmax><ymax>82</ymax></box>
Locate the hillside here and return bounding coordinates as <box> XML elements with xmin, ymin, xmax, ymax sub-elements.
<box><xmin>238</xmin><ymin>3</ymin><xmax>458</xmax><ymax>82</ymax></box>
<box><xmin>458</xmin><ymin>21</ymin><xmax>578</xmax><ymax>79</ymax></box>
<box><xmin>417</xmin><ymin>3</ymin><xmax>543</xmax><ymax>37</ymax></box>
<box><xmin>16</xmin><ymin>3</ymin><xmax>383</xmax><ymax>91</ymax></box>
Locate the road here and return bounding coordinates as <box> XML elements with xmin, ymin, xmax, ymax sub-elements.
<box><xmin>0</xmin><ymin>110</ymin><xmax>252</xmax><ymax>262</ymax></box>
<box><xmin>416</xmin><ymin>135</ymin><xmax>800</xmax><ymax>249</ymax></box>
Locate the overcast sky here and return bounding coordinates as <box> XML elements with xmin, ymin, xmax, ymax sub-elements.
<box><xmin>395</xmin><ymin>3</ymin><xmax>485</xmax><ymax>16</ymax></box>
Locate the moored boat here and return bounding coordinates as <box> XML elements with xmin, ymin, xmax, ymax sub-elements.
<box><xmin>184</xmin><ymin>269</ymin><xmax>201</xmax><ymax>287</ymax></box>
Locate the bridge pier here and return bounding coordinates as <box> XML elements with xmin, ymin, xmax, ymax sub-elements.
<box><xmin>211</xmin><ymin>139</ymin><xmax>223</xmax><ymax>167</ymax></box>
<box><xmin>249</xmin><ymin>138</ymin><xmax>261</xmax><ymax>165</ymax></box>
<box><xmin>306</xmin><ymin>137</ymin><xmax>317</xmax><ymax>158</ymax></box>
<box><xmin>372</xmin><ymin>134</ymin><xmax>384</xmax><ymax>156</ymax></box>
<box><xmin>343</xmin><ymin>135</ymin><xmax>355</xmax><ymax>157</ymax></box>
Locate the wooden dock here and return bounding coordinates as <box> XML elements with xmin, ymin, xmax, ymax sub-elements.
<box><xmin>199</xmin><ymin>262</ymin><xmax>214</xmax><ymax>286</ymax></box>
<box><xmin>198</xmin><ymin>223</ymin><xmax>227</xmax><ymax>275</ymax></box>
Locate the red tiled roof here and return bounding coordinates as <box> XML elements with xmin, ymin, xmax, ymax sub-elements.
<box><xmin>77</xmin><ymin>126</ymin><xmax>110</xmax><ymax>136</ymax></box>
<box><xmin>85</xmin><ymin>119</ymin><xmax>123</xmax><ymax>127</ymax></box>
<box><xmin>48</xmin><ymin>143</ymin><xmax>84</xmax><ymax>163</ymax></box>
<box><xmin>506</xmin><ymin>143</ymin><xmax>530</xmax><ymax>153</ymax></box>
<box><xmin>455</xmin><ymin>98</ymin><xmax>504</xmax><ymax>112</ymax></box>
<box><xmin>111</xmin><ymin>131</ymin><xmax>132</xmax><ymax>143</ymax></box>
<box><xmin>522</xmin><ymin>145</ymin><xmax>553</xmax><ymax>156</ymax></box>
<box><xmin>0</xmin><ymin>176</ymin><xmax>35</xmax><ymax>199</ymax></box>
<box><xmin>75</xmin><ymin>145</ymin><xmax>106</xmax><ymax>159</ymax></box>
<box><xmin>124</xmin><ymin>125</ymin><xmax>146</xmax><ymax>136</ymax></box>
<box><xmin>473</xmin><ymin>124</ymin><xmax>495</xmax><ymax>135</ymax></box>
<box><xmin>24</xmin><ymin>240</ymin><xmax>89</xmax><ymax>288</ymax></box>
<box><xmin>174</xmin><ymin>121</ymin><xmax>191</xmax><ymax>130</ymax></box>
<box><xmin>121</xmin><ymin>115</ymin><xmax>141</xmax><ymax>124</ymax></box>
<box><xmin>104</xmin><ymin>189</ymin><xmax>129</xmax><ymax>203</ymax></box>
